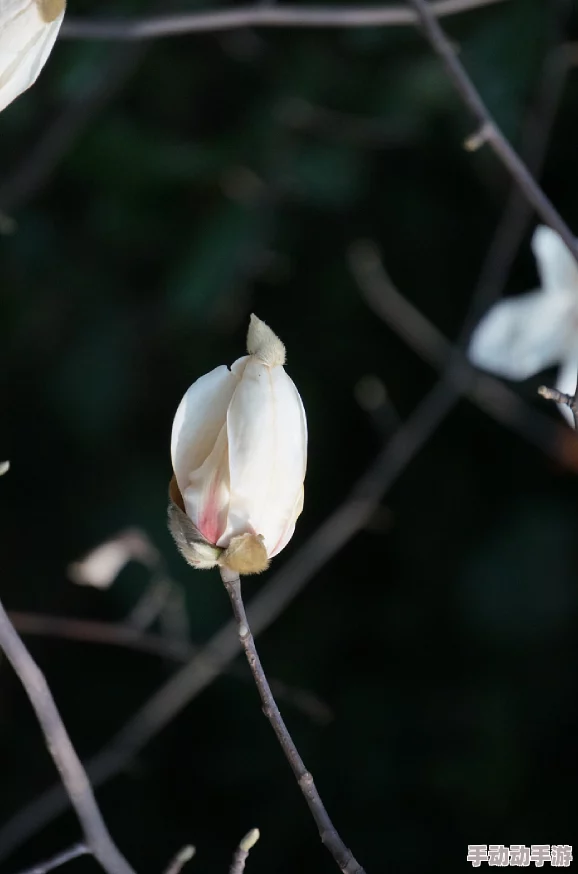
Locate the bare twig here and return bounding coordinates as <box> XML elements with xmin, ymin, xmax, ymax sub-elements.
<box><xmin>220</xmin><ymin>567</ymin><xmax>363</xmax><ymax>874</ymax></box>
<box><xmin>0</xmin><ymin>598</ymin><xmax>137</xmax><ymax>874</ymax></box>
<box><xmin>406</xmin><ymin>0</ymin><xmax>578</xmax><ymax>262</ymax></box>
<box><xmin>229</xmin><ymin>829</ymin><xmax>260</xmax><ymax>874</ymax></box>
<box><xmin>9</xmin><ymin>611</ymin><xmax>332</xmax><ymax>724</ymax></box>
<box><xmin>163</xmin><ymin>845</ymin><xmax>196</xmax><ymax>874</ymax></box>
<box><xmin>538</xmin><ymin>385</ymin><xmax>578</xmax><ymax>429</ymax></box>
<box><xmin>12</xmin><ymin>843</ymin><xmax>89</xmax><ymax>874</ymax></box>
<box><xmin>60</xmin><ymin>0</ymin><xmax>508</xmax><ymax>40</ymax></box>
<box><xmin>0</xmin><ymin>378</ymin><xmax>458</xmax><ymax>863</ymax></box>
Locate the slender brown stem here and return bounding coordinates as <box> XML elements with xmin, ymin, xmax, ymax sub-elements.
<box><xmin>219</xmin><ymin>567</ymin><xmax>365</xmax><ymax>874</ymax></box>
<box><xmin>406</xmin><ymin>0</ymin><xmax>578</xmax><ymax>262</ymax></box>
<box><xmin>0</xmin><ymin>598</ymin><xmax>137</xmax><ymax>874</ymax></box>
<box><xmin>12</xmin><ymin>844</ymin><xmax>89</xmax><ymax>874</ymax></box>
<box><xmin>60</xmin><ymin>0</ymin><xmax>508</xmax><ymax>40</ymax></box>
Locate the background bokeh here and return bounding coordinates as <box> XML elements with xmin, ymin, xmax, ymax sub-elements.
<box><xmin>1</xmin><ymin>0</ymin><xmax>578</xmax><ymax>871</ymax></box>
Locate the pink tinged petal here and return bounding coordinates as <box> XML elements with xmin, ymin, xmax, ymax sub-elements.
<box><xmin>532</xmin><ymin>226</ymin><xmax>578</xmax><ymax>297</ymax></box>
<box><xmin>219</xmin><ymin>359</ymin><xmax>307</xmax><ymax>556</ymax></box>
<box><xmin>183</xmin><ymin>423</ymin><xmax>230</xmax><ymax>544</ymax></box>
<box><xmin>171</xmin><ymin>363</ymin><xmax>240</xmax><ymax>501</ymax></box>
<box><xmin>467</xmin><ymin>290</ymin><xmax>575</xmax><ymax>381</ymax></box>
<box><xmin>556</xmin><ymin>353</ymin><xmax>578</xmax><ymax>429</ymax></box>
<box><xmin>0</xmin><ymin>0</ymin><xmax>65</xmax><ymax>113</ymax></box>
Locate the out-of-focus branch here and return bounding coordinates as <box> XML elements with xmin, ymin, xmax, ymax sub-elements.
<box><xmin>349</xmin><ymin>242</ymin><xmax>578</xmax><ymax>470</ymax></box>
<box><xmin>0</xmin><ymin>600</ymin><xmax>137</xmax><ymax>874</ymax></box>
<box><xmin>406</xmin><ymin>0</ymin><xmax>578</xmax><ymax>262</ymax></box>
<box><xmin>220</xmin><ymin>567</ymin><xmax>364</xmax><ymax>874</ymax></box>
<box><xmin>12</xmin><ymin>843</ymin><xmax>89</xmax><ymax>874</ymax></box>
<box><xmin>60</xmin><ymin>0</ymin><xmax>508</xmax><ymax>40</ymax></box>
<box><xmin>229</xmin><ymin>829</ymin><xmax>260</xmax><ymax>874</ymax></box>
<box><xmin>9</xmin><ymin>611</ymin><xmax>333</xmax><ymax>724</ymax></box>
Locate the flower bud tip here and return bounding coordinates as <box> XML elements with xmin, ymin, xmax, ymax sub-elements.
<box><xmin>239</xmin><ymin>829</ymin><xmax>260</xmax><ymax>852</ymax></box>
<box><xmin>247</xmin><ymin>314</ymin><xmax>286</xmax><ymax>367</ymax></box>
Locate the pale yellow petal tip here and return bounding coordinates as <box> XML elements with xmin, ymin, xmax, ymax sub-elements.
<box><xmin>0</xmin><ymin>461</ymin><xmax>10</xmax><ymax>477</ymax></box>
<box><xmin>246</xmin><ymin>314</ymin><xmax>286</xmax><ymax>367</ymax></box>
<box><xmin>221</xmin><ymin>533</ymin><xmax>269</xmax><ymax>575</ymax></box>
<box><xmin>36</xmin><ymin>0</ymin><xmax>66</xmax><ymax>23</ymax></box>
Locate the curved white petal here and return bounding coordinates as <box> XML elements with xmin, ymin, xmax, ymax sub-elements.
<box><xmin>219</xmin><ymin>359</ymin><xmax>307</xmax><ymax>556</ymax></box>
<box><xmin>556</xmin><ymin>353</ymin><xmax>578</xmax><ymax>428</ymax></box>
<box><xmin>183</xmin><ymin>423</ymin><xmax>231</xmax><ymax>543</ymax></box>
<box><xmin>0</xmin><ymin>0</ymin><xmax>65</xmax><ymax>114</ymax></box>
<box><xmin>468</xmin><ymin>290</ymin><xmax>574</xmax><ymax>380</ymax></box>
<box><xmin>532</xmin><ymin>226</ymin><xmax>578</xmax><ymax>297</ymax></box>
<box><xmin>171</xmin><ymin>363</ymin><xmax>240</xmax><ymax>502</ymax></box>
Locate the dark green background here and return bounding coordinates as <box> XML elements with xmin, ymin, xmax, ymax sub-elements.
<box><xmin>1</xmin><ymin>0</ymin><xmax>577</xmax><ymax>871</ymax></box>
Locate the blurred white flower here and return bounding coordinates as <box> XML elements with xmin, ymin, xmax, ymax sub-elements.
<box><xmin>69</xmin><ymin>528</ymin><xmax>159</xmax><ymax>589</ymax></box>
<box><xmin>468</xmin><ymin>225</ymin><xmax>578</xmax><ymax>426</ymax></box>
<box><xmin>0</xmin><ymin>0</ymin><xmax>66</xmax><ymax>114</ymax></box>
<box><xmin>170</xmin><ymin>314</ymin><xmax>307</xmax><ymax>575</ymax></box>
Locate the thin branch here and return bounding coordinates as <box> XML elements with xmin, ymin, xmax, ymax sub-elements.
<box><xmin>229</xmin><ymin>829</ymin><xmax>260</xmax><ymax>874</ymax></box>
<box><xmin>60</xmin><ymin>0</ymin><xmax>508</xmax><ymax>40</ymax></box>
<box><xmin>163</xmin><ymin>845</ymin><xmax>196</xmax><ymax>874</ymax></box>
<box><xmin>538</xmin><ymin>385</ymin><xmax>578</xmax><ymax>429</ymax></box>
<box><xmin>0</xmin><ymin>598</ymin><xmax>137</xmax><ymax>874</ymax></box>
<box><xmin>0</xmin><ymin>377</ymin><xmax>459</xmax><ymax>863</ymax></box>
<box><xmin>12</xmin><ymin>843</ymin><xmax>89</xmax><ymax>874</ymax></box>
<box><xmin>220</xmin><ymin>567</ymin><xmax>364</xmax><ymax>874</ymax></box>
<box><xmin>405</xmin><ymin>0</ymin><xmax>578</xmax><ymax>262</ymax></box>
<box><xmin>9</xmin><ymin>611</ymin><xmax>333</xmax><ymax>724</ymax></box>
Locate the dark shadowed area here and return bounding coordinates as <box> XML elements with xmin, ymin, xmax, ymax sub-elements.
<box><xmin>1</xmin><ymin>0</ymin><xmax>577</xmax><ymax>872</ymax></box>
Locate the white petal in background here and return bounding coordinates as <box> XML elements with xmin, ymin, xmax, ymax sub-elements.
<box><xmin>532</xmin><ymin>225</ymin><xmax>578</xmax><ymax>297</ymax></box>
<box><xmin>468</xmin><ymin>290</ymin><xmax>575</xmax><ymax>381</ymax></box>
<box><xmin>0</xmin><ymin>0</ymin><xmax>65</xmax><ymax>113</ymax></box>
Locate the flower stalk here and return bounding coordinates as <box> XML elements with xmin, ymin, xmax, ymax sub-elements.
<box><xmin>219</xmin><ymin>565</ymin><xmax>367</xmax><ymax>874</ymax></box>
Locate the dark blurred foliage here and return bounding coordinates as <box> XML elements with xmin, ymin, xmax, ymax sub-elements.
<box><xmin>1</xmin><ymin>0</ymin><xmax>578</xmax><ymax>872</ymax></box>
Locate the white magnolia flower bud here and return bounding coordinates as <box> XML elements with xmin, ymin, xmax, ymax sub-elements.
<box><xmin>170</xmin><ymin>314</ymin><xmax>307</xmax><ymax>575</ymax></box>
<box><xmin>0</xmin><ymin>0</ymin><xmax>66</xmax><ymax>114</ymax></box>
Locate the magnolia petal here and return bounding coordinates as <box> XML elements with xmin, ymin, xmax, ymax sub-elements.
<box><xmin>468</xmin><ymin>290</ymin><xmax>575</xmax><ymax>380</ymax></box>
<box><xmin>167</xmin><ymin>494</ymin><xmax>223</xmax><ymax>569</ymax></box>
<box><xmin>0</xmin><ymin>0</ymin><xmax>65</xmax><ymax>114</ymax></box>
<box><xmin>171</xmin><ymin>363</ymin><xmax>240</xmax><ymax>502</ymax></box>
<box><xmin>269</xmin><ymin>485</ymin><xmax>304</xmax><ymax>559</ymax></box>
<box><xmin>532</xmin><ymin>225</ymin><xmax>578</xmax><ymax>297</ymax></box>
<box><xmin>220</xmin><ymin>358</ymin><xmax>307</xmax><ymax>556</ymax></box>
<box><xmin>184</xmin><ymin>423</ymin><xmax>231</xmax><ymax>544</ymax></box>
<box><xmin>556</xmin><ymin>353</ymin><xmax>578</xmax><ymax>428</ymax></box>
